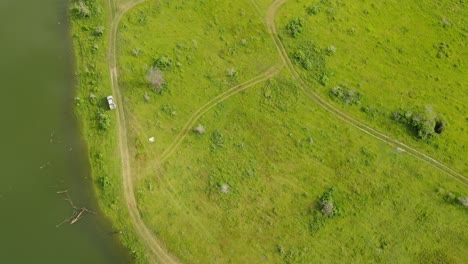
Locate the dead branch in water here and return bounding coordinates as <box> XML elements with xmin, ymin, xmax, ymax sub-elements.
<box><xmin>56</xmin><ymin>190</ymin><xmax>96</xmax><ymax>227</ymax></box>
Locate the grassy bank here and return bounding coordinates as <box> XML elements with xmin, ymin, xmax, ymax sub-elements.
<box><xmin>70</xmin><ymin>0</ymin><xmax>147</xmax><ymax>262</ymax></box>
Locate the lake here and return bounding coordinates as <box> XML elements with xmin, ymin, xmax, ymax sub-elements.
<box><xmin>0</xmin><ymin>0</ymin><xmax>130</xmax><ymax>262</ymax></box>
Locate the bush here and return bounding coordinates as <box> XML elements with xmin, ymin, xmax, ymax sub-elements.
<box><xmin>292</xmin><ymin>41</ymin><xmax>327</xmax><ymax>82</ymax></box>
<box><xmin>286</xmin><ymin>18</ymin><xmax>304</xmax><ymax>38</ymax></box>
<box><xmin>326</xmin><ymin>45</ymin><xmax>337</xmax><ymax>55</ymax></box>
<box><xmin>306</xmin><ymin>5</ymin><xmax>320</xmax><ymax>15</ymax></box>
<box><xmin>193</xmin><ymin>124</ymin><xmax>206</xmax><ymax>135</ymax></box>
<box><xmin>94</xmin><ymin>26</ymin><xmax>105</xmax><ymax>37</ymax></box>
<box><xmin>72</xmin><ymin>1</ymin><xmax>91</xmax><ymax>18</ymax></box>
<box><xmin>97</xmin><ymin>111</ymin><xmax>111</xmax><ymax>131</ymax></box>
<box><xmin>153</xmin><ymin>56</ymin><xmax>173</xmax><ymax>70</ymax></box>
<box><xmin>146</xmin><ymin>66</ymin><xmax>166</xmax><ymax>94</ymax></box>
<box><xmin>318</xmin><ymin>187</ymin><xmax>339</xmax><ymax>217</ymax></box>
<box><xmin>330</xmin><ymin>85</ymin><xmax>361</xmax><ymax>105</ymax></box>
<box><xmin>98</xmin><ymin>176</ymin><xmax>111</xmax><ymax>190</ymax></box>
<box><xmin>392</xmin><ymin>106</ymin><xmax>446</xmax><ymax>139</ymax></box>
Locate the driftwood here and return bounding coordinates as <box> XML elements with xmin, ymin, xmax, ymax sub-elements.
<box><xmin>56</xmin><ymin>190</ymin><xmax>96</xmax><ymax>227</ymax></box>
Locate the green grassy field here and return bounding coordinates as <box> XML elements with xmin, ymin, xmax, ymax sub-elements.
<box><xmin>276</xmin><ymin>0</ymin><xmax>468</xmax><ymax>174</ymax></box>
<box><xmin>112</xmin><ymin>0</ymin><xmax>468</xmax><ymax>263</ymax></box>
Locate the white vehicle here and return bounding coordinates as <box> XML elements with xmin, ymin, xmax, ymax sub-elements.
<box><xmin>107</xmin><ymin>95</ymin><xmax>116</xmax><ymax>110</ymax></box>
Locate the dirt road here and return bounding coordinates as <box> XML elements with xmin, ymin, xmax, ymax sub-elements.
<box><xmin>106</xmin><ymin>0</ymin><xmax>180</xmax><ymax>263</ymax></box>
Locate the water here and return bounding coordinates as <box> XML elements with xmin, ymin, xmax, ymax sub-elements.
<box><xmin>0</xmin><ymin>0</ymin><xmax>130</xmax><ymax>263</ymax></box>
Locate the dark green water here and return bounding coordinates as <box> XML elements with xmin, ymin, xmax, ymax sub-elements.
<box><xmin>0</xmin><ymin>0</ymin><xmax>130</xmax><ymax>263</ymax></box>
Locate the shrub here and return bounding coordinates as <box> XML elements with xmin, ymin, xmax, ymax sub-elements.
<box><xmin>97</xmin><ymin>111</ymin><xmax>111</xmax><ymax>131</ymax></box>
<box><xmin>286</xmin><ymin>18</ymin><xmax>304</xmax><ymax>38</ymax></box>
<box><xmin>154</xmin><ymin>56</ymin><xmax>173</xmax><ymax>70</ymax></box>
<box><xmin>330</xmin><ymin>85</ymin><xmax>361</xmax><ymax>105</ymax></box>
<box><xmin>292</xmin><ymin>41</ymin><xmax>327</xmax><ymax>82</ymax></box>
<box><xmin>458</xmin><ymin>197</ymin><xmax>468</xmax><ymax>207</ymax></box>
<box><xmin>98</xmin><ymin>176</ymin><xmax>111</xmax><ymax>190</ymax></box>
<box><xmin>72</xmin><ymin>1</ymin><xmax>91</xmax><ymax>18</ymax></box>
<box><xmin>318</xmin><ymin>187</ymin><xmax>339</xmax><ymax>217</ymax></box>
<box><xmin>392</xmin><ymin>106</ymin><xmax>446</xmax><ymax>139</ymax></box>
<box><xmin>146</xmin><ymin>66</ymin><xmax>166</xmax><ymax>93</ymax></box>
<box><xmin>326</xmin><ymin>45</ymin><xmax>337</xmax><ymax>55</ymax></box>
<box><xmin>94</xmin><ymin>26</ymin><xmax>105</xmax><ymax>37</ymax></box>
<box><xmin>193</xmin><ymin>124</ymin><xmax>206</xmax><ymax>135</ymax></box>
<box><xmin>306</xmin><ymin>5</ymin><xmax>320</xmax><ymax>15</ymax></box>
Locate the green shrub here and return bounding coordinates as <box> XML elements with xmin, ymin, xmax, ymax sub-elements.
<box><xmin>392</xmin><ymin>106</ymin><xmax>446</xmax><ymax>139</ymax></box>
<box><xmin>292</xmin><ymin>41</ymin><xmax>326</xmax><ymax>82</ymax></box>
<box><xmin>98</xmin><ymin>176</ymin><xmax>111</xmax><ymax>190</ymax></box>
<box><xmin>153</xmin><ymin>56</ymin><xmax>173</xmax><ymax>70</ymax></box>
<box><xmin>97</xmin><ymin>111</ymin><xmax>111</xmax><ymax>131</ymax></box>
<box><xmin>286</xmin><ymin>18</ymin><xmax>304</xmax><ymax>38</ymax></box>
<box><xmin>330</xmin><ymin>85</ymin><xmax>361</xmax><ymax>105</ymax></box>
<box><xmin>94</xmin><ymin>26</ymin><xmax>105</xmax><ymax>37</ymax></box>
<box><xmin>306</xmin><ymin>5</ymin><xmax>320</xmax><ymax>15</ymax></box>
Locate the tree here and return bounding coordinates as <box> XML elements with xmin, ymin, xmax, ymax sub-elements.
<box><xmin>73</xmin><ymin>1</ymin><xmax>90</xmax><ymax>18</ymax></box>
<box><xmin>286</xmin><ymin>18</ymin><xmax>304</xmax><ymax>38</ymax></box>
<box><xmin>146</xmin><ymin>67</ymin><xmax>165</xmax><ymax>93</ymax></box>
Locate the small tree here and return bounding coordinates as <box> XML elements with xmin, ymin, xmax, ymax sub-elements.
<box><xmin>320</xmin><ymin>200</ymin><xmax>335</xmax><ymax>217</ymax></box>
<box><xmin>286</xmin><ymin>18</ymin><xmax>304</xmax><ymax>38</ymax></box>
<box><xmin>94</xmin><ymin>26</ymin><xmax>105</xmax><ymax>37</ymax></box>
<box><xmin>458</xmin><ymin>197</ymin><xmax>468</xmax><ymax>207</ymax></box>
<box><xmin>146</xmin><ymin>67</ymin><xmax>165</xmax><ymax>93</ymax></box>
<box><xmin>73</xmin><ymin>1</ymin><xmax>90</xmax><ymax>18</ymax></box>
<box><xmin>193</xmin><ymin>124</ymin><xmax>206</xmax><ymax>135</ymax></box>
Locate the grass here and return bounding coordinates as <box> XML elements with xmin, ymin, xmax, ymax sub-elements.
<box><xmin>134</xmin><ymin>70</ymin><xmax>467</xmax><ymax>263</ymax></box>
<box><xmin>276</xmin><ymin>0</ymin><xmax>468</xmax><ymax>174</ymax></box>
<box><xmin>70</xmin><ymin>0</ymin><xmax>148</xmax><ymax>262</ymax></box>
<box><xmin>72</xmin><ymin>0</ymin><xmax>467</xmax><ymax>263</ymax></box>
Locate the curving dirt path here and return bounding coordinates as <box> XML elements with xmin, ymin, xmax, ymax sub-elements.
<box><xmin>266</xmin><ymin>0</ymin><xmax>467</xmax><ymax>186</ymax></box>
<box><xmin>106</xmin><ymin>0</ymin><xmax>180</xmax><ymax>263</ymax></box>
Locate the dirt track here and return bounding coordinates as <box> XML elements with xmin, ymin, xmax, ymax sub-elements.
<box><xmin>107</xmin><ymin>0</ymin><xmax>180</xmax><ymax>263</ymax></box>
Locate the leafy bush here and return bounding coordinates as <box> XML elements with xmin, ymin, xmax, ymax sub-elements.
<box><xmin>97</xmin><ymin>111</ymin><xmax>111</xmax><ymax>131</ymax></box>
<box><xmin>72</xmin><ymin>1</ymin><xmax>91</xmax><ymax>18</ymax></box>
<box><xmin>98</xmin><ymin>176</ymin><xmax>111</xmax><ymax>190</ymax></box>
<box><xmin>286</xmin><ymin>18</ymin><xmax>304</xmax><ymax>38</ymax></box>
<box><xmin>306</xmin><ymin>5</ymin><xmax>320</xmax><ymax>15</ymax></box>
<box><xmin>146</xmin><ymin>66</ymin><xmax>166</xmax><ymax>94</ymax></box>
<box><xmin>309</xmin><ymin>188</ymin><xmax>340</xmax><ymax>235</ymax></box>
<box><xmin>330</xmin><ymin>85</ymin><xmax>361</xmax><ymax>105</ymax></box>
<box><xmin>193</xmin><ymin>124</ymin><xmax>206</xmax><ymax>135</ymax></box>
<box><xmin>392</xmin><ymin>106</ymin><xmax>446</xmax><ymax>139</ymax></box>
<box><xmin>153</xmin><ymin>56</ymin><xmax>173</xmax><ymax>70</ymax></box>
<box><xmin>292</xmin><ymin>41</ymin><xmax>327</xmax><ymax>82</ymax></box>
<box><xmin>325</xmin><ymin>45</ymin><xmax>336</xmax><ymax>55</ymax></box>
<box><xmin>94</xmin><ymin>26</ymin><xmax>105</xmax><ymax>37</ymax></box>
<box><xmin>318</xmin><ymin>187</ymin><xmax>339</xmax><ymax>217</ymax></box>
